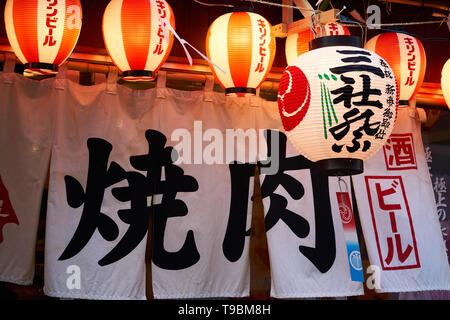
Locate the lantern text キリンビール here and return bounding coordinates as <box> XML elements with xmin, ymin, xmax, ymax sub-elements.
<box><xmin>4</xmin><ymin>0</ymin><xmax>82</xmax><ymax>76</ymax></box>
<box><xmin>365</xmin><ymin>32</ymin><xmax>426</xmax><ymax>105</ymax></box>
<box><xmin>206</xmin><ymin>9</ymin><xmax>276</xmax><ymax>97</ymax></box>
<box><xmin>102</xmin><ymin>0</ymin><xmax>175</xmax><ymax>82</ymax></box>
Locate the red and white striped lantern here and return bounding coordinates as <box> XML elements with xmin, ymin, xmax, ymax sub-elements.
<box><xmin>206</xmin><ymin>10</ymin><xmax>276</xmax><ymax>97</ymax></box>
<box><xmin>285</xmin><ymin>22</ymin><xmax>350</xmax><ymax>65</ymax></box>
<box><xmin>365</xmin><ymin>32</ymin><xmax>426</xmax><ymax>105</ymax></box>
<box><xmin>4</xmin><ymin>0</ymin><xmax>82</xmax><ymax>76</ymax></box>
<box><xmin>441</xmin><ymin>59</ymin><xmax>450</xmax><ymax>109</ymax></box>
<box><xmin>321</xmin><ymin>22</ymin><xmax>350</xmax><ymax>36</ymax></box>
<box><xmin>102</xmin><ymin>0</ymin><xmax>175</xmax><ymax>82</ymax></box>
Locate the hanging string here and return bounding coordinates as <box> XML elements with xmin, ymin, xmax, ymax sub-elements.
<box><xmin>363</xmin><ymin>0</ymin><xmax>368</xmax><ymax>47</ymax></box>
<box><xmin>310</xmin><ymin>12</ymin><xmax>320</xmax><ymax>38</ymax></box>
<box><xmin>337</xmin><ymin>175</ymin><xmax>350</xmax><ymax>216</ymax></box>
<box><xmin>338</xmin><ymin>18</ymin><xmax>450</xmax><ymax>41</ymax></box>
<box><xmin>192</xmin><ymin>0</ymin><xmax>234</xmax><ymax>8</ymax></box>
<box><xmin>336</xmin><ymin>158</ymin><xmax>355</xmax><ymax>217</ymax></box>
<box><xmin>339</xmin><ymin>18</ymin><xmax>449</xmax><ymax>28</ymax></box>
<box><xmin>192</xmin><ymin>0</ymin><xmax>449</xmax><ymax>39</ymax></box>
<box><xmin>237</xmin><ymin>0</ymin><xmax>319</xmax><ymax>13</ymax></box>
<box><xmin>385</xmin><ymin>0</ymin><xmax>392</xmax><ymax>15</ymax></box>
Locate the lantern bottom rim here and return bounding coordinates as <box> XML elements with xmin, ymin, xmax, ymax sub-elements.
<box><xmin>24</xmin><ymin>62</ymin><xmax>59</xmax><ymax>77</ymax></box>
<box><xmin>122</xmin><ymin>70</ymin><xmax>156</xmax><ymax>82</ymax></box>
<box><xmin>225</xmin><ymin>87</ymin><xmax>257</xmax><ymax>97</ymax></box>
<box><xmin>313</xmin><ymin>158</ymin><xmax>364</xmax><ymax>176</ymax></box>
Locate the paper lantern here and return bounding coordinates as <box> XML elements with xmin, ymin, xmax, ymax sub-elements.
<box><xmin>206</xmin><ymin>10</ymin><xmax>276</xmax><ymax>97</ymax></box>
<box><xmin>285</xmin><ymin>22</ymin><xmax>350</xmax><ymax>65</ymax></box>
<box><xmin>321</xmin><ymin>22</ymin><xmax>351</xmax><ymax>36</ymax></box>
<box><xmin>278</xmin><ymin>36</ymin><xmax>399</xmax><ymax>175</ymax></box>
<box><xmin>102</xmin><ymin>0</ymin><xmax>175</xmax><ymax>82</ymax></box>
<box><xmin>4</xmin><ymin>0</ymin><xmax>82</xmax><ymax>76</ymax></box>
<box><xmin>441</xmin><ymin>59</ymin><xmax>450</xmax><ymax>109</ymax></box>
<box><xmin>365</xmin><ymin>32</ymin><xmax>426</xmax><ymax>105</ymax></box>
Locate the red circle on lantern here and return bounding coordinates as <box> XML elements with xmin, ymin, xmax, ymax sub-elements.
<box><xmin>278</xmin><ymin>66</ymin><xmax>311</xmax><ymax>132</ymax></box>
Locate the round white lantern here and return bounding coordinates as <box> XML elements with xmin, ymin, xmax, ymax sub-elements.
<box><xmin>278</xmin><ymin>36</ymin><xmax>399</xmax><ymax>175</ymax></box>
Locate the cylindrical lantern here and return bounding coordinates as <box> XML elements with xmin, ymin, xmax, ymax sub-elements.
<box><xmin>102</xmin><ymin>0</ymin><xmax>175</xmax><ymax>82</ymax></box>
<box><xmin>4</xmin><ymin>0</ymin><xmax>82</xmax><ymax>76</ymax></box>
<box><xmin>441</xmin><ymin>59</ymin><xmax>450</xmax><ymax>109</ymax></box>
<box><xmin>206</xmin><ymin>9</ymin><xmax>276</xmax><ymax>97</ymax></box>
<box><xmin>285</xmin><ymin>22</ymin><xmax>350</xmax><ymax>65</ymax></box>
<box><xmin>365</xmin><ymin>32</ymin><xmax>426</xmax><ymax>105</ymax></box>
<box><xmin>278</xmin><ymin>36</ymin><xmax>399</xmax><ymax>175</ymax></box>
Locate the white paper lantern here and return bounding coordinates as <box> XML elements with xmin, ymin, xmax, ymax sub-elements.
<box><xmin>278</xmin><ymin>36</ymin><xmax>399</xmax><ymax>175</ymax></box>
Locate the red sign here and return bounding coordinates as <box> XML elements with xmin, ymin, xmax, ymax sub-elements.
<box><xmin>365</xmin><ymin>176</ymin><xmax>420</xmax><ymax>270</ymax></box>
<box><xmin>0</xmin><ymin>175</ymin><xmax>19</xmax><ymax>244</ymax></box>
<box><xmin>383</xmin><ymin>133</ymin><xmax>417</xmax><ymax>171</ymax></box>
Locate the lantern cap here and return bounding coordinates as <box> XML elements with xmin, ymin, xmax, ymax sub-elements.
<box><xmin>310</xmin><ymin>35</ymin><xmax>363</xmax><ymax>50</ymax></box>
<box><xmin>313</xmin><ymin>158</ymin><xmax>364</xmax><ymax>176</ymax></box>
<box><xmin>231</xmin><ymin>6</ymin><xmax>255</xmax><ymax>13</ymax></box>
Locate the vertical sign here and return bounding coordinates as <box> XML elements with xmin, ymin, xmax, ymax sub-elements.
<box><xmin>336</xmin><ymin>191</ymin><xmax>364</xmax><ymax>282</ymax></box>
<box><xmin>365</xmin><ymin>176</ymin><xmax>420</xmax><ymax>270</ymax></box>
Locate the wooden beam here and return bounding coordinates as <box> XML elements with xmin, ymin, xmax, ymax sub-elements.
<box><xmin>278</xmin><ymin>0</ymin><xmax>294</xmax><ymax>38</ymax></box>
<box><xmin>1</xmin><ymin>47</ymin><xmax>446</xmax><ymax>108</ymax></box>
<box><xmin>293</xmin><ymin>0</ymin><xmax>314</xmax><ymax>18</ymax></box>
<box><xmin>282</xmin><ymin>0</ymin><xmax>294</xmax><ymax>25</ymax></box>
<box><xmin>273</xmin><ymin>8</ymin><xmax>339</xmax><ymax>38</ymax></box>
<box><xmin>376</xmin><ymin>0</ymin><xmax>449</xmax><ymax>11</ymax></box>
<box><xmin>287</xmin><ymin>9</ymin><xmax>339</xmax><ymax>35</ymax></box>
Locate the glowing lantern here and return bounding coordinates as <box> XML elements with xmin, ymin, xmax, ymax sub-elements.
<box><xmin>441</xmin><ymin>59</ymin><xmax>450</xmax><ymax>109</ymax></box>
<box><xmin>365</xmin><ymin>32</ymin><xmax>426</xmax><ymax>105</ymax></box>
<box><xmin>285</xmin><ymin>22</ymin><xmax>350</xmax><ymax>65</ymax></box>
<box><xmin>4</xmin><ymin>0</ymin><xmax>82</xmax><ymax>76</ymax></box>
<box><xmin>321</xmin><ymin>22</ymin><xmax>351</xmax><ymax>36</ymax></box>
<box><xmin>102</xmin><ymin>0</ymin><xmax>175</xmax><ymax>82</ymax></box>
<box><xmin>206</xmin><ymin>9</ymin><xmax>276</xmax><ymax>97</ymax></box>
<box><xmin>278</xmin><ymin>36</ymin><xmax>399</xmax><ymax>175</ymax></box>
